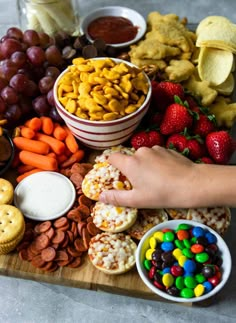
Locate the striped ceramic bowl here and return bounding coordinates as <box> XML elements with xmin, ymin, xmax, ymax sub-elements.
<box><xmin>53</xmin><ymin>58</ymin><xmax>152</xmax><ymax>149</ymax></box>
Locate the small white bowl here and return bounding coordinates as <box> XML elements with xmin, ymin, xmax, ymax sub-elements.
<box><xmin>80</xmin><ymin>6</ymin><xmax>146</xmax><ymax>48</ymax></box>
<box><xmin>136</xmin><ymin>219</ymin><xmax>232</xmax><ymax>303</ymax></box>
<box><xmin>53</xmin><ymin>58</ymin><xmax>152</xmax><ymax>150</ymax></box>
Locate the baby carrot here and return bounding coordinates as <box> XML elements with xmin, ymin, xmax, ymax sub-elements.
<box><xmin>47</xmin><ymin>152</ymin><xmax>57</xmax><ymax>159</ymax></box>
<box><xmin>53</xmin><ymin>123</ymin><xmax>67</xmax><ymax>141</ymax></box>
<box><xmin>13</xmin><ymin>137</ymin><xmax>50</xmax><ymax>155</ymax></box>
<box><xmin>35</xmin><ymin>132</ymin><xmax>65</xmax><ymax>155</ymax></box>
<box><xmin>20</xmin><ymin>126</ymin><xmax>35</xmax><ymax>139</ymax></box>
<box><xmin>19</xmin><ymin>150</ymin><xmax>58</xmax><ymax>171</ymax></box>
<box><xmin>16</xmin><ymin>168</ymin><xmax>43</xmax><ymax>183</ymax></box>
<box><xmin>40</xmin><ymin>116</ymin><xmax>54</xmax><ymax>135</ymax></box>
<box><xmin>17</xmin><ymin>164</ymin><xmax>35</xmax><ymax>174</ymax></box>
<box><xmin>25</xmin><ymin>117</ymin><xmax>42</xmax><ymax>131</ymax></box>
<box><xmin>57</xmin><ymin>154</ymin><xmax>67</xmax><ymax>164</ymax></box>
<box><xmin>63</xmin><ymin>126</ymin><xmax>79</xmax><ymax>153</ymax></box>
<box><xmin>60</xmin><ymin>149</ymin><xmax>84</xmax><ymax>168</ymax></box>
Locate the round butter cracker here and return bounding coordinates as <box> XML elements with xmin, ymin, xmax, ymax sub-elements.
<box><xmin>0</xmin><ymin>204</ymin><xmax>25</xmax><ymax>244</ymax></box>
<box><xmin>0</xmin><ymin>178</ymin><xmax>14</xmax><ymax>205</ymax></box>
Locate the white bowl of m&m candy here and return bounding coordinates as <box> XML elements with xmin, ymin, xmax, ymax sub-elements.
<box><xmin>136</xmin><ymin>220</ymin><xmax>232</xmax><ymax>303</ymax></box>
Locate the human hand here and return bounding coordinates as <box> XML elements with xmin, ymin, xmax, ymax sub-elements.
<box><xmin>99</xmin><ymin>146</ymin><xmax>200</xmax><ymax>209</ymax></box>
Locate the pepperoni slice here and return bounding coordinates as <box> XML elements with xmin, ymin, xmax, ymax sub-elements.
<box><xmin>70</xmin><ymin>172</ymin><xmax>83</xmax><ymax>189</ymax></box>
<box><xmin>60</xmin><ymin>233</ymin><xmax>69</xmax><ymax>248</ymax></box>
<box><xmin>40</xmin><ymin>261</ymin><xmax>54</xmax><ymax>271</ymax></box>
<box><xmin>77</xmin><ymin>205</ymin><xmax>90</xmax><ymax>219</ymax></box>
<box><xmin>67</xmin><ymin>246</ymin><xmax>82</xmax><ymax>258</ymax></box>
<box><xmin>78</xmin><ymin>194</ymin><xmax>93</xmax><ymax>207</ymax></box>
<box><xmin>67</xmin><ymin>209</ymin><xmax>82</xmax><ymax>222</ymax></box>
<box><xmin>54</xmin><ymin>250</ymin><xmax>69</xmax><ymax>261</ymax></box>
<box><xmin>31</xmin><ymin>254</ymin><xmax>46</xmax><ymax>268</ymax></box>
<box><xmin>86</xmin><ymin>216</ymin><xmax>93</xmax><ymax>223</ymax></box>
<box><xmin>34</xmin><ymin>221</ymin><xmax>51</xmax><ymax>234</ymax></box>
<box><xmin>28</xmin><ymin>242</ymin><xmax>40</xmax><ymax>255</ymax></box>
<box><xmin>54</xmin><ymin>217</ymin><xmax>68</xmax><ymax>228</ymax></box>
<box><xmin>45</xmin><ymin>263</ymin><xmax>58</xmax><ymax>272</ymax></box>
<box><xmin>34</xmin><ymin>233</ymin><xmax>50</xmax><ymax>250</ymax></box>
<box><xmin>74</xmin><ymin>238</ymin><xmax>87</xmax><ymax>252</ymax></box>
<box><xmin>57</xmin><ymin>256</ymin><xmax>72</xmax><ymax>267</ymax></box>
<box><xmin>71</xmin><ymin>221</ymin><xmax>78</xmax><ymax>238</ymax></box>
<box><xmin>77</xmin><ymin>221</ymin><xmax>87</xmax><ymax>236</ymax></box>
<box><xmin>57</xmin><ymin>223</ymin><xmax>70</xmax><ymax>232</ymax></box>
<box><xmin>87</xmin><ymin>222</ymin><xmax>101</xmax><ymax>236</ymax></box>
<box><xmin>45</xmin><ymin>227</ymin><xmax>55</xmax><ymax>240</ymax></box>
<box><xmin>66</xmin><ymin>230</ymin><xmax>74</xmax><ymax>243</ymax></box>
<box><xmin>67</xmin><ymin>256</ymin><xmax>82</xmax><ymax>268</ymax></box>
<box><xmin>19</xmin><ymin>248</ymin><xmax>29</xmax><ymax>261</ymax></box>
<box><xmin>51</xmin><ymin>230</ymin><xmax>65</xmax><ymax>244</ymax></box>
<box><xmin>82</xmin><ymin>227</ymin><xmax>91</xmax><ymax>250</ymax></box>
<box><xmin>16</xmin><ymin>241</ymin><xmax>30</xmax><ymax>252</ymax></box>
<box><xmin>41</xmin><ymin>247</ymin><xmax>56</xmax><ymax>262</ymax></box>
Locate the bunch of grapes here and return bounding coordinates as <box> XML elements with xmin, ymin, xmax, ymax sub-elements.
<box><xmin>0</xmin><ymin>27</ymin><xmax>67</xmax><ymax>127</ymax></box>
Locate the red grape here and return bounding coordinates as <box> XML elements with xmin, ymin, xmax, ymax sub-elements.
<box><xmin>26</xmin><ymin>46</ymin><xmax>46</xmax><ymax>66</ymax></box>
<box><xmin>1</xmin><ymin>85</ymin><xmax>19</xmax><ymax>104</ymax></box>
<box><xmin>4</xmin><ymin>103</ymin><xmax>22</xmax><ymax>123</ymax></box>
<box><xmin>0</xmin><ymin>38</ymin><xmax>22</xmax><ymax>58</ymax></box>
<box><xmin>9</xmin><ymin>73</ymin><xmax>29</xmax><ymax>92</ymax></box>
<box><xmin>47</xmin><ymin>89</ymin><xmax>55</xmax><ymax>106</ymax></box>
<box><xmin>11</xmin><ymin>51</ymin><xmax>27</xmax><ymax>68</ymax></box>
<box><xmin>19</xmin><ymin>97</ymin><xmax>33</xmax><ymax>115</ymax></box>
<box><xmin>0</xmin><ymin>96</ymin><xmax>6</xmax><ymax>113</ymax></box>
<box><xmin>0</xmin><ymin>59</ymin><xmax>18</xmax><ymax>81</ymax></box>
<box><xmin>32</xmin><ymin>95</ymin><xmax>51</xmax><ymax>115</ymax></box>
<box><xmin>45</xmin><ymin>45</ymin><xmax>63</xmax><ymax>66</ymax></box>
<box><xmin>49</xmin><ymin>106</ymin><xmax>63</xmax><ymax>123</ymax></box>
<box><xmin>45</xmin><ymin>66</ymin><xmax>61</xmax><ymax>79</ymax></box>
<box><xmin>6</xmin><ymin>27</ymin><xmax>23</xmax><ymax>41</ymax></box>
<box><xmin>0</xmin><ymin>77</ymin><xmax>7</xmax><ymax>91</ymax></box>
<box><xmin>23</xmin><ymin>30</ymin><xmax>40</xmax><ymax>46</ymax></box>
<box><xmin>22</xmin><ymin>79</ymin><xmax>38</xmax><ymax>97</ymax></box>
<box><xmin>38</xmin><ymin>32</ymin><xmax>52</xmax><ymax>49</ymax></box>
<box><xmin>38</xmin><ymin>76</ymin><xmax>54</xmax><ymax>94</ymax></box>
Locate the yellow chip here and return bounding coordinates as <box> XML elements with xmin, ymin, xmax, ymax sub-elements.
<box><xmin>198</xmin><ymin>47</ymin><xmax>234</xmax><ymax>86</ymax></box>
<box><xmin>196</xmin><ymin>16</ymin><xmax>232</xmax><ymax>36</ymax></box>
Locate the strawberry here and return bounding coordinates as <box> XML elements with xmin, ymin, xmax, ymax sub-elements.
<box><xmin>185</xmin><ymin>95</ymin><xmax>198</xmax><ymax>109</ymax></box>
<box><xmin>148</xmin><ymin>130</ymin><xmax>164</xmax><ymax>147</ymax></box>
<box><xmin>160</xmin><ymin>102</ymin><xmax>193</xmax><ymax>135</ymax></box>
<box><xmin>192</xmin><ymin>114</ymin><xmax>216</xmax><ymax>137</ymax></box>
<box><xmin>152</xmin><ymin>81</ymin><xmax>185</xmax><ymax>111</ymax></box>
<box><xmin>206</xmin><ymin>130</ymin><xmax>234</xmax><ymax>164</ymax></box>
<box><xmin>130</xmin><ymin>131</ymin><xmax>149</xmax><ymax>149</ymax></box>
<box><xmin>186</xmin><ymin>137</ymin><xmax>206</xmax><ymax>160</ymax></box>
<box><xmin>166</xmin><ymin>133</ymin><xmax>188</xmax><ymax>153</ymax></box>
<box><xmin>131</xmin><ymin>129</ymin><xmax>164</xmax><ymax>149</ymax></box>
<box><xmin>196</xmin><ymin>157</ymin><xmax>214</xmax><ymax>164</ymax></box>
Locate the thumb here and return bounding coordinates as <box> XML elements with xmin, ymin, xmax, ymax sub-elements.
<box><xmin>99</xmin><ymin>189</ymin><xmax>133</xmax><ymax>207</ymax></box>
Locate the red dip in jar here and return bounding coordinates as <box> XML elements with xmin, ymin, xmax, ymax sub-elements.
<box><xmin>87</xmin><ymin>16</ymin><xmax>139</xmax><ymax>44</ymax></box>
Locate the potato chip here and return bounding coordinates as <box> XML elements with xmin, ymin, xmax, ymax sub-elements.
<box><xmin>196</xmin><ymin>21</ymin><xmax>236</xmax><ymax>53</ymax></box>
<box><xmin>212</xmin><ymin>73</ymin><xmax>235</xmax><ymax>95</ymax></box>
<box><xmin>196</xmin><ymin>16</ymin><xmax>232</xmax><ymax>36</ymax></box>
<box><xmin>198</xmin><ymin>47</ymin><xmax>234</xmax><ymax>86</ymax></box>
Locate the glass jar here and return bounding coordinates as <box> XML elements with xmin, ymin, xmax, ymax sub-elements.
<box><xmin>17</xmin><ymin>0</ymin><xmax>80</xmax><ymax>36</ymax></box>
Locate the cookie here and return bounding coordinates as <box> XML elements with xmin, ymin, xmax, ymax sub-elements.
<box><xmin>94</xmin><ymin>145</ymin><xmax>135</xmax><ymax>164</ymax></box>
<box><xmin>127</xmin><ymin>208</ymin><xmax>169</xmax><ymax>240</ymax></box>
<box><xmin>165</xmin><ymin>208</ymin><xmax>188</xmax><ymax>220</ymax></box>
<box><xmin>88</xmin><ymin>232</ymin><xmax>137</xmax><ymax>274</ymax></box>
<box><xmin>187</xmin><ymin>207</ymin><xmax>231</xmax><ymax>235</ymax></box>
<box><xmin>82</xmin><ymin>162</ymin><xmax>132</xmax><ymax>201</ymax></box>
<box><xmin>0</xmin><ymin>178</ymin><xmax>14</xmax><ymax>205</ymax></box>
<box><xmin>91</xmin><ymin>202</ymin><xmax>138</xmax><ymax>233</ymax></box>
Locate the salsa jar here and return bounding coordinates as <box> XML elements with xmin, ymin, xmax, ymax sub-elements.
<box><xmin>17</xmin><ymin>0</ymin><xmax>80</xmax><ymax>36</ymax></box>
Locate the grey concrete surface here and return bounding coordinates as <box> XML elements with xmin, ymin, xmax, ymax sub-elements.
<box><xmin>0</xmin><ymin>1</ymin><xmax>236</xmax><ymax>322</ymax></box>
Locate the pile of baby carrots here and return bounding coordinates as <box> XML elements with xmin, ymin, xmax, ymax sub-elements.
<box><xmin>13</xmin><ymin>117</ymin><xmax>85</xmax><ymax>183</ymax></box>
